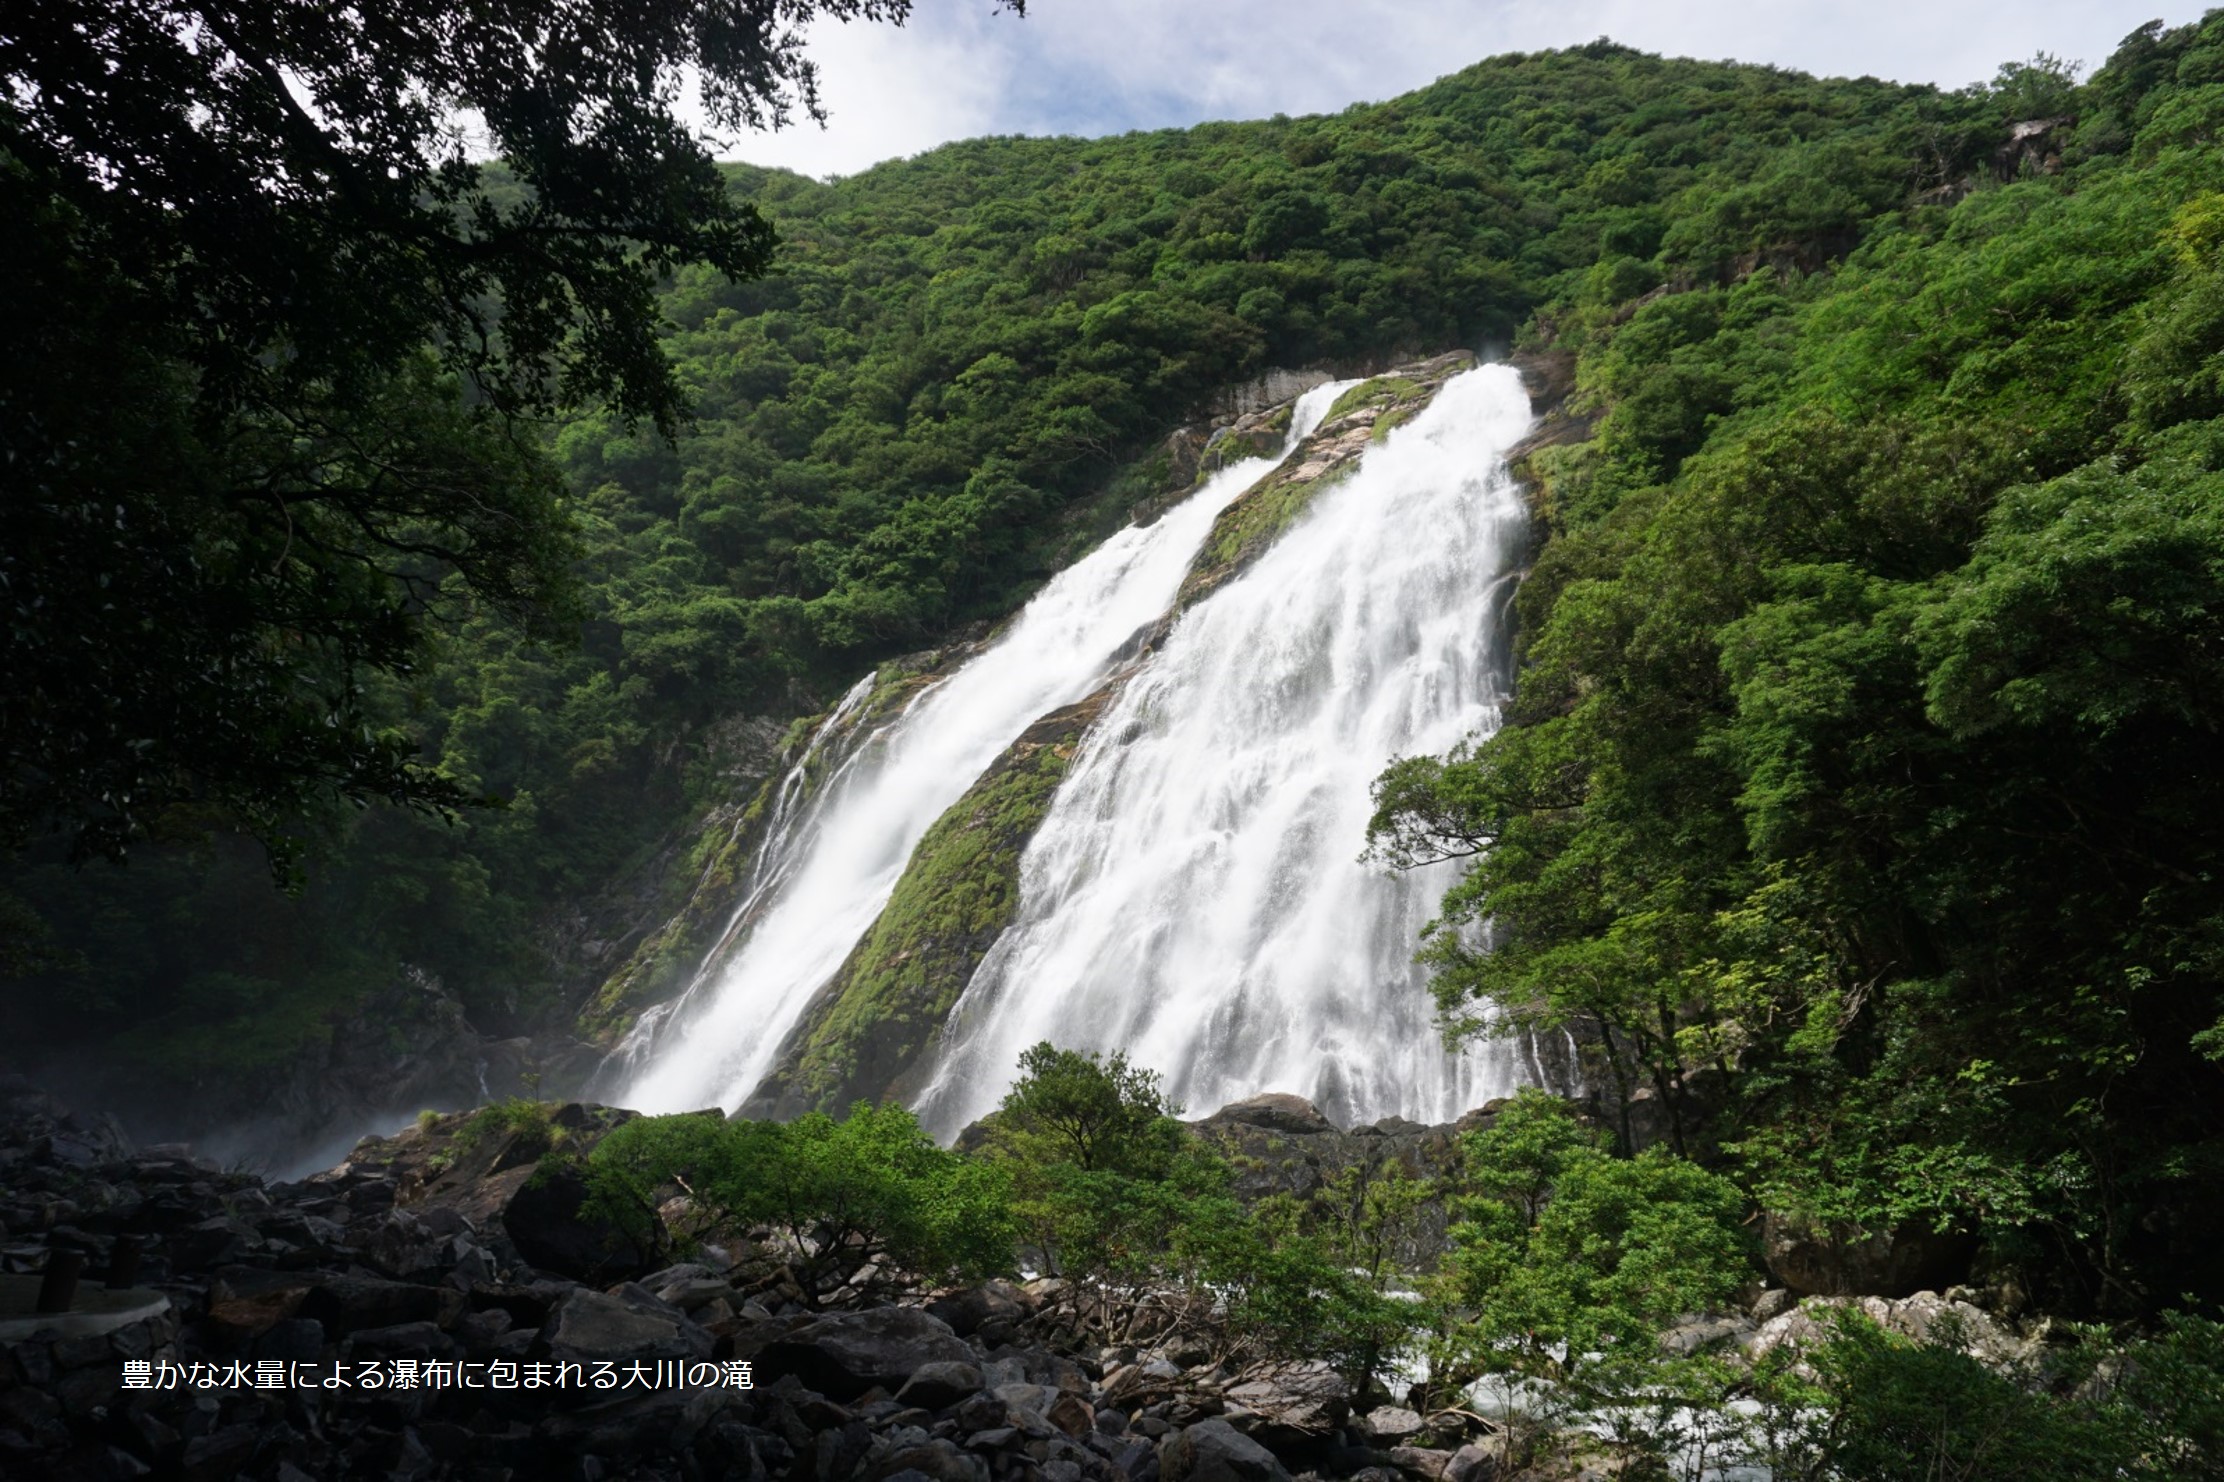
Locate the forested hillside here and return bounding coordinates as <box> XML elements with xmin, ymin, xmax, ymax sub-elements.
<box><xmin>5</xmin><ymin>34</ymin><xmax>2030</xmax><ymax>1097</ymax></box>
<box><xmin>1368</xmin><ymin>15</ymin><xmax>2224</xmax><ymax>1317</ymax></box>
<box><xmin>9</xmin><ymin>6</ymin><xmax>2224</xmax><ymax>1473</ymax></box>
<box><xmin>6</xmin><ymin>15</ymin><xmax>2221</xmax><ymax>1319</ymax></box>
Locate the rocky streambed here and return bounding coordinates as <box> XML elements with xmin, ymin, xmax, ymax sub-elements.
<box><xmin>0</xmin><ymin>1079</ymin><xmax>2053</xmax><ymax>1482</ymax></box>
<box><xmin>0</xmin><ymin>1081</ymin><xmax>1520</xmax><ymax>1482</ymax></box>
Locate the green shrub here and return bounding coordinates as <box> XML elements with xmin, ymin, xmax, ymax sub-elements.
<box><xmin>456</xmin><ymin>1097</ymin><xmax>560</xmax><ymax>1157</ymax></box>
<box><xmin>586</xmin><ymin>1102</ymin><xmax>1015</xmax><ymax>1300</ymax></box>
<box><xmin>1738</xmin><ymin>1308</ymin><xmax>2224</xmax><ymax>1481</ymax></box>
<box><xmin>1441</xmin><ymin>1085</ymin><xmax>1752</xmax><ymax>1406</ymax></box>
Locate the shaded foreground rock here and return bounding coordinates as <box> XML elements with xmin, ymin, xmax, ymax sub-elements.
<box><xmin>547</xmin><ymin>1285</ymin><xmax>714</xmax><ymax>1363</ymax></box>
<box><xmin>500</xmin><ymin>1158</ymin><xmax>660</xmax><ymax>1282</ymax></box>
<box><xmin>0</xmin><ymin>1078</ymin><xmax>1538</xmax><ymax>1482</ymax></box>
<box><xmin>1160</xmin><ymin>1418</ymin><xmax>1294</xmax><ymax>1482</ymax></box>
<box><xmin>759</xmin><ymin>1307</ymin><xmax>976</xmax><ymax>1400</ymax></box>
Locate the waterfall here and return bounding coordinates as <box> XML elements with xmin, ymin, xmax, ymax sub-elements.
<box><xmin>914</xmin><ymin>363</ymin><xmax>1540</xmax><ymax>1134</ymax></box>
<box><xmin>613</xmin><ymin>380</ymin><xmax>1356</xmax><ymax>1115</ymax></box>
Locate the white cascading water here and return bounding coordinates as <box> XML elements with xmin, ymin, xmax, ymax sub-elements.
<box><xmin>612</xmin><ymin>380</ymin><xmax>1356</xmax><ymax>1115</ymax></box>
<box><xmin>915</xmin><ymin>363</ymin><xmax>1545</xmax><ymax>1135</ymax></box>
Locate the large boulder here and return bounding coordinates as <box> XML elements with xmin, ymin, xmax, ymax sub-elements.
<box><xmin>547</xmin><ymin>1286</ymin><xmax>713</xmax><ymax>1365</ymax></box>
<box><xmin>924</xmin><ymin>1279</ymin><xmax>1033</xmax><ymax>1338</ymax></box>
<box><xmin>1749</xmin><ymin>1291</ymin><xmax>2037</xmax><ymax>1370</ymax></box>
<box><xmin>297</xmin><ymin>1271</ymin><xmax>463</xmax><ymax>1337</ymax></box>
<box><xmin>501</xmin><ymin>1161</ymin><xmax>660</xmax><ymax>1283</ymax></box>
<box><xmin>1445</xmin><ymin>1438</ymin><xmax>1508</xmax><ymax>1482</ymax></box>
<box><xmin>757</xmin><ymin>1308</ymin><xmax>974</xmax><ymax>1400</ymax></box>
<box><xmin>1357</xmin><ymin>1407</ymin><xmax>1426</xmax><ymax>1445</ymax></box>
<box><xmin>1159</xmin><ymin>1419</ymin><xmax>1292</xmax><ymax>1482</ymax></box>
<box><xmin>1201</xmin><ymin>1094</ymin><xmax>1339</xmax><ymax>1137</ymax></box>
<box><xmin>896</xmin><ymin>1360</ymin><xmax>985</xmax><ymax>1411</ymax></box>
<box><xmin>1761</xmin><ymin>1213</ymin><xmax>1976</xmax><ymax>1297</ymax></box>
<box><xmin>1222</xmin><ymin>1362</ymin><xmax>1351</xmax><ymax>1446</ymax></box>
<box><xmin>1189</xmin><ymin>1096</ymin><xmax>1467</xmax><ymax>1267</ymax></box>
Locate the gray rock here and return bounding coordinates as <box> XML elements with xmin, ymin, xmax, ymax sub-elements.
<box><xmin>1359</xmin><ymin>1406</ymin><xmax>1426</xmax><ymax>1443</ymax></box>
<box><xmin>757</xmin><ymin>1307</ymin><xmax>974</xmax><ymax>1401</ymax></box>
<box><xmin>897</xmin><ymin>1360</ymin><xmax>984</xmax><ymax>1410</ymax></box>
<box><xmin>1751</xmin><ymin>1287</ymin><xmax>1798</xmax><ymax>1323</ymax></box>
<box><xmin>1658</xmin><ymin>1314</ymin><xmax>1753</xmax><ymax>1355</ymax></box>
<box><xmin>1047</xmin><ymin>1391</ymin><xmax>1095</xmax><ymax>1437</ymax></box>
<box><xmin>865</xmin><ymin>1439</ymin><xmax>987</xmax><ymax>1482</ymax></box>
<box><xmin>166</xmin><ymin>1215</ymin><xmax>260</xmax><ymax>1271</ymax></box>
<box><xmin>1389</xmin><ymin>1446</ymin><xmax>1453</xmax><ymax>1479</ymax></box>
<box><xmin>924</xmin><ymin>1279</ymin><xmax>1033</xmax><ymax>1337</ymax></box>
<box><xmin>1220</xmin><ymin>1362</ymin><xmax>1351</xmax><ymax>1442</ymax></box>
<box><xmin>1747</xmin><ymin>1292</ymin><xmax>2035</xmax><ymax>1369</ymax></box>
<box><xmin>298</xmin><ymin>1271</ymin><xmax>461</xmax><ymax>1337</ymax></box>
<box><xmin>1157</xmin><ymin>1418</ymin><xmax>1292</xmax><ymax>1482</ymax></box>
<box><xmin>993</xmin><ymin>1381</ymin><xmax>1051</xmax><ymax>1413</ymax></box>
<box><xmin>1444</xmin><ymin>1438</ymin><xmax>1507</xmax><ymax>1482</ymax></box>
<box><xmin>650</xmin><ymin>1276</ymin><xmax>735</xmax><ymax>1313</ymax></box>
<box><xmin>1117</xmin><ymin>1437</ymin><xmax>1162</xmax><ymax>1482</ymax></box>
<box><xmin>1197</xmin><ymin>1094</ymin><xmax>1339</xmax><ymax>1137</ymax></box>
<box><xmin>545</xmin><ymin>1286</ymin><xmax>712</xmax><ymax>1364</ymax></box>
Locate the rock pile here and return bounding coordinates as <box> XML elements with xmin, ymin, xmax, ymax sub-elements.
<box><xmin>0</xmin><ymin>1084</ymin><xmax>1516</xmax><ymax>1482</ymax></box>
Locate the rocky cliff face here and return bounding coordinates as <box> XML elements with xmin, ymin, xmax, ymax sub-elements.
<box><xmin>573</xmin><ymin>640</ymin><xmax>995</xmax><ymax>1056</ymax></box>
<box><xmin>1175</xmin><ymin>352</ymin><xmax>1477</xmax><ymax>612</ymax></box>
<box><xmin>740</xmin><ymin>691</ymin><xmax>1116</xmax><ymax>1120</ymax></box>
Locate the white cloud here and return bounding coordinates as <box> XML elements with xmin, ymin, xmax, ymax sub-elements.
<box><xmin>705</xmin><ymin>7</ymin><xmax>1017</xmax><ymax>178</ymax></box>
<box><xmin>721</xmin><ymin>0</ymin><xmax>2204</xmax><ymax>178</ymax></box>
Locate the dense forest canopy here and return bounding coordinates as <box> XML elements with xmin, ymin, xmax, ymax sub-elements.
<box><xmin>1367</xmin><ymin>20</ymin><xmax>2224</xmax><ymax>1314</ymax></box>
<box><xmin>3</xmin><ymin>1</ymin><xmax>2223</xmax><ymax>1347</ymax></box>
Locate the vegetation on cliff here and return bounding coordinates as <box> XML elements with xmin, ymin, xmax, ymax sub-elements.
<box><xmin>1367</xmin><ymin>16</ymin><xmax>2224</xmax><ymax>1323</ymax></box>
<box><xmin>743</xmin><ymin>693</ymin><xmax>1110</xmax><ymax>1116</ymax></box>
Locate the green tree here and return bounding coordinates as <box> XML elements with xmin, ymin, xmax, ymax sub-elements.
<box><xmin>988</xmin><ymin>1041</ymin><xmax>1188</xmax><ymax>1176</ymax></box>
<box><xmin>1</xmin><ymin>0</ymin><xmax>1021</xmax><ymax>863</ymax></box>
<box><xmin>586</xmin><ymin>1102</ymin><xmax>1016</xmax><ymax>1299</ymax></box>
<box><xmin>1436</xmin><ymin>1092</ymin><xmax>1749</xmax><ymax>1416</ymax></box>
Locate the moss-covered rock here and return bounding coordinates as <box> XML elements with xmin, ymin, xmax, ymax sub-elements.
<box><xmin>740</xmin><ymin>688</ymin><xmax>1114</xmax><ymax>1118</ymax></box>
<box><xmin>1194</xmin><ymin>400</ymin><xmax>1294</xmax><ymax>478</ymax></box>
<box><xmin>1175</xmin><ymin>351</ymin><xmax>1476</xmax><ymax>611</ymax></box>
<box><xmin>1500</xmin><ymin>344</ymin><xmax>1594</xmax><ymax>531</ymax></box>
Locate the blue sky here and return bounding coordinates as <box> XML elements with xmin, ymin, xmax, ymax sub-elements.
<box><xmin>714</xmin><ymin>0</ymin><xmax>2208</xmax><ymax>178</ymax></box>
